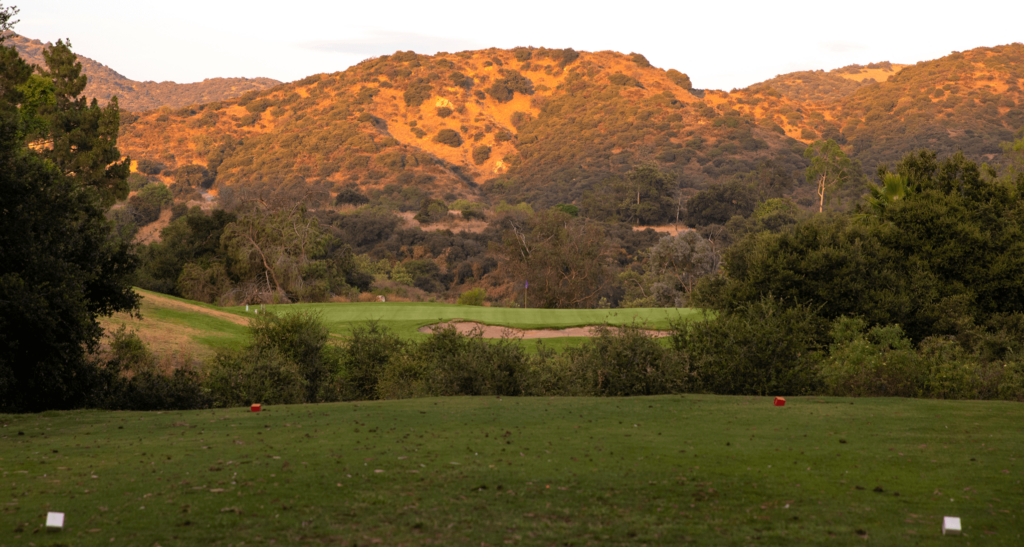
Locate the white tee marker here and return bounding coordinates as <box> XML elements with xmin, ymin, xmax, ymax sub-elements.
<box><xmin>942</xmin><ymin>516</ymin><xmax>961</xmax><ymax>535</ymax></box>
<box><xmin>46</xmin><ymin>511</ymin><xmax>64</xmax><ymax>530</ymax></box>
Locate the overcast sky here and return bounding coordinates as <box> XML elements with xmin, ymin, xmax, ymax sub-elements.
<box><xmin>14</xmin><ymin>0</ymin><xmax>1024</xmax><ymax>91</ymax></box>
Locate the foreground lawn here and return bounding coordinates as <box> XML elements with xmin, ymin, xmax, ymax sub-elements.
<box><xmin>2</xmin><ymin>396</ymin><xmax>1021</xmax><ymax>546</ymax></box>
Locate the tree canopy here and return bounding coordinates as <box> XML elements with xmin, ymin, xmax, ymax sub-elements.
<box><xmin>697</xmin><ymin>148</ymin><xmax>1024</xmax><ymax>342</ymax></box>
<box><xmin>0</xmin><ymin>22</ymin><xmax>138</xmax><ymax>412</ymax></box>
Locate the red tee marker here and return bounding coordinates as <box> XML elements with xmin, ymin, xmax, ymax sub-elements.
<box><xmin>251</xmin><ymin>403</ymin><xmax>261</xmax><ymax>412</ymax></box>
<box><xmin>773</xmin><ymin>397</ymin><xmax>786</xmax><ymax>407</ymax></box>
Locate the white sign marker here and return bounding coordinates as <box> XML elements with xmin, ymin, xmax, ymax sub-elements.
<box><xmin>46</xmin><ymin>511</ymin><xmax>64</xmax><ymax>530</ymax></box>
<box><xmin>942</xmin><ymin>516</ymin><xmax>961</xmax><ymax>535</ymax></box>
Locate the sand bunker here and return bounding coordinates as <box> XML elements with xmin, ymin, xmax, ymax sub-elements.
<box><xmin>418</xmin><ymin>321</ymin><xmax>671</xmax><ymax>339</ymax></box>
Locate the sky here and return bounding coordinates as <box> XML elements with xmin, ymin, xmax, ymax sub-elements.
<box><xmin>13</xmin><ymin>0</ymin><xmax>1024</xmax><ymax>91</ymax></box>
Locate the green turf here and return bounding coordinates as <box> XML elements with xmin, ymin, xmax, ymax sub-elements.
<box><xmin>2</xmin><ymin>396</ymin><xmax>1020</xmax><ymax>545</ymax></box>
<box><xmin>125</xmin><ymin>288</ymin><xmax>703</xmax><ymax>355</ymax></box>
<box><xmin>230</xmin><ymin>301</ymin><xmax>703</xmax><ymax>342</ymax></box>
<box><xmin>146</xmin><ymin>308</ymin><xmax>249</xmax><ymax>352</ymax></box>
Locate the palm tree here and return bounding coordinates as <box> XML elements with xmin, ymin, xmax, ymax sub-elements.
<box><xmin>866</xmin><ymin>172</ymin><xmax>908</xmax><ymax>215</ymax></box>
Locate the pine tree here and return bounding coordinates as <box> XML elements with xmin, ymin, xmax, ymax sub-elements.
<box><xmin>0</xmin><ymin>8</ymin><xmax>139</xmax><ymax>411</ymax></box>
<box><xmin>35</xmin><ymin>38</ymin><xmax>130</xmax><ymax>207</ymax></box>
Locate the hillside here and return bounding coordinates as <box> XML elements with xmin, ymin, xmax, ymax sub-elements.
<box><xmin>734</xmin><ymin>46</ymin><xmax>1024</xmax><ymax>169</ymax></box>
<box><xmin>8</xmin><ymin>33</ymin><xmax>281</xmax><ymax>112</ymax></box>
<box><xmin>749</xmin><ymin>61</ymin><xmax>908</xmax><ymax>105</ymax></box>
<box><xmin>119</xmin><ymin>48</ymin><xmax>811</xmax><ymax>208</ymax></box>
<box><xmin>115</xmin><ymin>44</ymin><xmax>1024</xmax><ymax>211</ymax></box>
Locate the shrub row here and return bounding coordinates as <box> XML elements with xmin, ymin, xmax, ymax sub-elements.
<box><xmin>89</xmin><ymin>301</ymin><xmax>1024</xmax><ymax>412</ymax></box>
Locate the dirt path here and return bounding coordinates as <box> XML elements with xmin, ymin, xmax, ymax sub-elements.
<box><xmin>418</xmin><ymin>321</ymin><xmax>671</xmax><ymax>339</ymax></box>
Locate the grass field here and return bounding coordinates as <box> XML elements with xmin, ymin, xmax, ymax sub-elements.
<box><xmin>102</xmin><ymin>290</ymin><xmax>703</xmax><ymax>358</ymax></box>
<box><xmin>2</xmin><ymin>396</ymin><xmax>1020</xmax><ymax>546</ymax></box>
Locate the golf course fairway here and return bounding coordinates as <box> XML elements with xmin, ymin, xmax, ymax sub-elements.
<box><xmin>102</xmin><ymin>289</ymin><xmax>704</xmax><ymax>357</ymax></box>
<box><xmin>2</xmin><ymin>395</ymin><xmax>1021</xmax><ymax>545</ymax></box>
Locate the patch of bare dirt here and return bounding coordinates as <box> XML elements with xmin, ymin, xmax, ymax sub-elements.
<box><xmin>418</xmin><ymin>321</ymin><xmax>671</xmax><ymax>339</ymax></box>
<box><xmin>633</xmin><ymin>224</ymin><xmax>692</xmax><ymax>236</ymax></box>
<box><xmin>134</xmin><ymin>208</ymin><xmax>173</xmax><ymax>245</ymax></box>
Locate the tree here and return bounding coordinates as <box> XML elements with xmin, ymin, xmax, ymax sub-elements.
<box><xmin>863</xmin><ymin>172</ymin><xmax>908</xmax><ymax>216</ymax></box>
<box><xmin>413</xmin><ymin>198</ymin><xmax>449</xmax><ymax>224</ymax></box>
<box><xmin>697</xmin><ymin>149</ymin><xmax>1024</xmax><ymax>343</ymax></box>
<box><xmin>804</xmin><ymin>139</ymin><xmax>856</xmax><ymax>213</ymax></box>
<box><xmin>615</xmin><ymin>164</ymin><xmax>676</xmax><ymax>225</ymax></box>
<box><xmin>135</xmin><ymin>208</ymin><xmax>238</xmax><ymax>295</ymax></box>
<box><xmin>0</xmin><ymin>14</ymin><xmax>139</xmax><ymax>412</ymax></box>
<box><xmin>750</xmin><ymin>159</ymin><xmax>796</xmax><ymax>201</ymax></box>
<box><xmin>220</xmin><ymin>203</ymin><xmax>346</xmax><ymax>304</ymax></box>
<box><xmin>33</xmin><ymin>39</ymin><xmax>131</xmax><ymax>207</ymax></box>
<box><xmin>998</xmin><ymin>127</ymin><xmax>1024</xmax><ymax>185</ymax></box>
<box><xmin>496</xmin><ymin>210</ymin><xmax>612</xmax><ymax>308</ymax></box>
<box><xmin>684</xmin><ymin>178</ymin><xmax>758</xmax><ymax>226</ymax></box>
<box><xmin>619</xmin><ymin>231</ymin><xmax>718</xmax><ymax>307</ymax></box>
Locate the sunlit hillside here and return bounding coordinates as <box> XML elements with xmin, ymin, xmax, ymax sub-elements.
<box><xmin>735</xmin><ymin>45</ymin><xmax>1024</xmax><ymax>169</ymax></box>
<box><xmin>112</xmin><ymin>44</ymin><xmax>1024</xmax><ymax>209</ymax></box>
<box><xmin>8</xmin><ymin>33</ymin><xmax>281</xmax><ymax>112</ymax></box>
<box><xmin>117</xmin><ymin>47</ymin><xmax>812</xmax><ymax>208</ymax></box>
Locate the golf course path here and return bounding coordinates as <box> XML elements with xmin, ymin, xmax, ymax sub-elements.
<box><xmin>418</xmin><ymin>320</ymin><xmax>672</xmax><ymax>339</ymax></box>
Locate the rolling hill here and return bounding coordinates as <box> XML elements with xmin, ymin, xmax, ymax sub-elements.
<box><xmin>103</xmin><ymin>43</ymin><xmax>1024</xmax><ymax>210</ymax></box>
<box><xmin>117</xmin><ymin>47</ymin><xmax>812</xmax><ymax>208</ymax></box>
<box><xmin>733</xmin><ymin>45</ymin><xmax>1024</xmax><ymax>170</ymax></box>
<box><xmin>7</xmin><ymin>33</ymin><xmax>281</xmax><ymax>112</ymax></box>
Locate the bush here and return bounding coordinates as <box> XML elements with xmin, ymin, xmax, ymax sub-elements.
<box><xmin>510</xmin><ymin>111</ymin><xmax>532</xmax><ymax>128</ymax></box>
<box><xmin>136</xmin><ymin>158</ymin><xmax>165</xmax><ymax>175</ymax></box>
<box><xmin>206</xmin><ymin>312</ymin><xmax>342</xmax><ymax>406</ymax></box>
<box><xmin>553</xmin><ymin>203</ymin><xmax>579</xmax><ymax>216</ymax></box>
<box><xmin>207</xmin><ymin>347</ymin><xmax>307</xmax><ymax>407</ymax></box>
<box><xmin>630</xmin><ymin>53</ymin><xmax>651</xmax><ymax>68</ymax></box>
<box><xmin>672</xmin><ymin>296</ymin><xmax>825</xmax><ymax>396</ymax></box>
<box><xmin>472</xmin><ymin>145</ymin><xmax>491</xmax><ymax>165</ymax></box>
<box><xmin>126</xmin><ymin>182</ymin><xmax>172</xmax><ymax>226</ymax></box>
<box><xmin>562</xmin><ymin>324</ymin><xmax>680</xmax><ymax>396</ymax></box>
<box><xmin>177</xmin><ymin>261</ymin><xmax>232</xmax><ymax>304</ymax></box>
<box><xmin>250</xmin><ymin>312</ymin><xmax>342</xmax><ymax>403</ymax></box>
<box><xmin>434</xmin><ymin>128</ymin><xmax>463</xmax><ymax>147</ymax></box>
<box><xmin>436</xmin><ymin>106</ymin><xmax>452</xmax><ymax>118</ymax></box>
<box><xmin>174</xmin><ymin>164</ymin><xmax>214</xmax><ymax>189</ymax></box>
<box><xmin>487</xmin><ymin>70</ymin><xmax>534</xmax><ymax>103</ymax></box>
<box><xmin>335</xmin><ymin>188</ymin><xmax>370</xmax><ymax>206</ymax></box>
<box><xmin>93</xmin><ymin>326</ymin><xmax>210</xmax><ymax>411</ymax></box>
<box><xmin>457</xmin><ymin>287</ymin><xmax>486</xmax><ymax>306</ymax></box>
<box><xmin>608</xmin><ymin>73</ymin><xmax>643</xmax><ymax>88</ymax></box>
<box><xmin>403</xmin><ymin>79</ymin><xmax>433</xmax><ymax>107</ymax></box>
<box><xmin>411</xmin><ymin>326</ymin><xmax>529</xmax><ymax>397</ymax></box>
<box><xmin>128</xmin><ymin>172</ymin><xmax>150</xmax><ymax>191</ymax></box>
<box><xmin>341</xmin><ymin>321</ymin><xmax>407</xmax><ymax>400</ymax></box>
<box><xmin>818</xmin><ymin>317</ymin><xmax>925</xmax><ymax>397</ymax></box>
<box><xmin>666</xmin><ymin>69</ymin><xmax>692</xmax><ymax>90</ymax></box>
<box><xmin>685</xmin><ymin>179</ymin><xmax>757</xmax><ymax>226</ymax></box>
<box><xmin>414</xmin><ymin>198</ymin><xmax>449</xmax><ymax>223</ymax></box>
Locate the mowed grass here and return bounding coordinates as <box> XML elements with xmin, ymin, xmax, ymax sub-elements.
<box><xmin>2</xmin><ymin>396</ymin><xmax>1021</xmax><ymax>546</ymax></box>
<box><xmin>106</xmin><ymin>290</ymin><xmax>703</xmax><ymax>357</ymax></box>
<box><xmin>238</xmin><ymin>301</ymin><xmax>702</xmax><ymax>352</ymax></box>
<box><xmin>253</xmin><ymin>301</ymin><xmax>699</xmax><ymax>333</ymax></box>
<box><xmin>99</xmin><ymin>289</ymin><xmax>251</xmax><ymax>360</ymax></box>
